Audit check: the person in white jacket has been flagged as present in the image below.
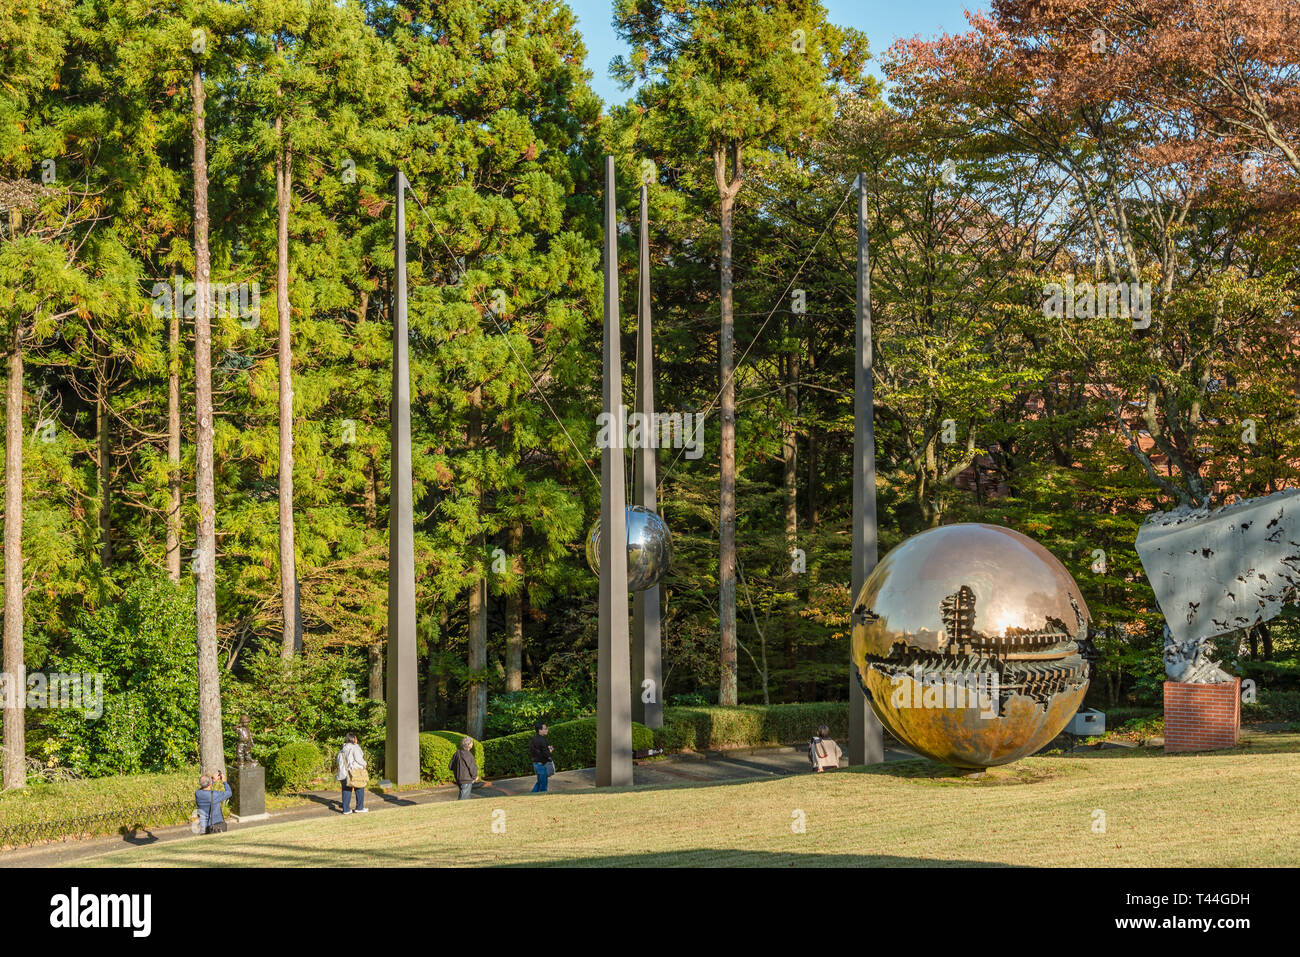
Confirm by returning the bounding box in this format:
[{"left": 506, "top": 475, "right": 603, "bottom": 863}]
[{"left": 337, "top": 733, "right": 369, "bottom": 814}]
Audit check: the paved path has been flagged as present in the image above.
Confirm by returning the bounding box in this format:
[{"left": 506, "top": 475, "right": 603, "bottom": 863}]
[{"left": 1, "top": 744, "right": 918, "bottom": 868}]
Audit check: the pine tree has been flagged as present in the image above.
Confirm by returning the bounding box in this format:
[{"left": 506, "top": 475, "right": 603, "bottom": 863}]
[{"left": 613, "top": 0, "right": 870, "bottom": 704}]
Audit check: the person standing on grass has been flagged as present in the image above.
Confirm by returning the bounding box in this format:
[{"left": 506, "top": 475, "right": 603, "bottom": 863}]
[
  {"left": 529, "top": 721, "right": 554, "bottom": 793},
  {"left": 195, "top": 769, "right": 231, "bottom": 833},
  {"left": 449, "top": 736, "right": 478, "bottom": 800},
  {"left": 337, "top": 733, "right": 369, "bottom": 814}
]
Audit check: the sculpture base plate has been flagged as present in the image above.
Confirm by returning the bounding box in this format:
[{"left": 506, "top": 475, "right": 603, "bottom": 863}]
[
  {"left": 230, "top": 764, "right": 266, "bottom": 818},
  {"left": 229, "top": 812, "right": 270, "bottom": 824},
  {"left": 1164, "top": 679, "right": 1240, "bottom": 753}
]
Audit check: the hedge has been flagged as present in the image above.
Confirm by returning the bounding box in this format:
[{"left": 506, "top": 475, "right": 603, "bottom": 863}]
[
  {"left": 1243, "top": 689, "right": 1300, "bottom": 723},
  {"left": 653, "top": 703, "right": 849, "bottom": 752},
  {"left": 0, "top": 767, "right": 198, "bottom": 848},
  {"left": 418, "top": 732, "right": 486, "bottom": 785},
  {"left": 482, "top": 717, "right": 653, "bottom": 778},
  {"left": 267, "top": 741, "right": 325, "bottom": 793}
]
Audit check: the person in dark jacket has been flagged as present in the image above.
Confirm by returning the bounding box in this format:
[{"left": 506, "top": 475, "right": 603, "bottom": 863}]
[
  {"left": 449, "top": 736, "right": 478, "bottom": 800},
  {"left": 529, "top": 722, "right": 553, "bottom": 793},
  {"left": 195, "top": 770, "right": 232, "bottom": 833}
]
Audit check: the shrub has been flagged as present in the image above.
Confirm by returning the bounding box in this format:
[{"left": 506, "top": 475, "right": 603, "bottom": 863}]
[
  {"left": 667, "top": 690, "right": 712, "bottom": 706},
  {"left": 485, "top": 689, "right": 589, "bottom": 738},
  {"left": 222, "top": 649, "right": 380, "bottom": 764},
  {"left": 652, "top": 718, "right": 696, "bottom": 752},
  {"left": 34, "top": 575, "right": 200, "bottom": 777},
  {"left": 1244, "top": 689, "right": 1300, "bottom": 722},
  {"left": 418, "top": 732, "right": 486, "bottom": 785},
  {"left": 267, "top": 741, "right": 325, "bottom": 793},
  {"left": 482, "top": 718, "right": 653, "bottom": 778},
  {"left": 658, "top": 703, "right": 849, "bottom": 751},
  {"left": 0, "top": 768, "right": 198, "bottom": 848}
]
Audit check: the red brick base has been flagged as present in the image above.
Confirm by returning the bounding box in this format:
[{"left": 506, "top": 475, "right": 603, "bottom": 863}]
[{"left": 1164, "top": 679, "right": 1240, "bottom": 753}]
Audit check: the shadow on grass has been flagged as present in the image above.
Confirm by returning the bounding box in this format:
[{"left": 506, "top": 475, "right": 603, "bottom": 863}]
[{"left": 96, "top": 839, "right": 1016, "bottom": 869}]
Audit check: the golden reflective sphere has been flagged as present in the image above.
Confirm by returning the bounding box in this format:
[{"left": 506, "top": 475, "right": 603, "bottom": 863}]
[{"left": 851, "top": 523, "right": 1091, "bottom": 768}]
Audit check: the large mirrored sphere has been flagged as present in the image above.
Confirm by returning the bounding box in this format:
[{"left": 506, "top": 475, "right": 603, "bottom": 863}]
[
  {"left": 851, "top": 523, "right": 1091, "bottom": 769},
  {"left": 585, "top": 505, "right": 672, "bottom": 591}
]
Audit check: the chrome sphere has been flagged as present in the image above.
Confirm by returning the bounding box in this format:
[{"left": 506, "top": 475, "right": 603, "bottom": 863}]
[
  {"left": 585, "top": 505, "right": 672, "bottom": 591},
  {"left": 851, "top": 523, "right": 1091, "bottom": 769}
]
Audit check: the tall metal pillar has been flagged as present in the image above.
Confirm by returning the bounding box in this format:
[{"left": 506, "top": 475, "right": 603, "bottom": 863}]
[
  {"left": 596, "top": 156, "right": 634, "bottom": 787},
  {"left": 632, "top": 182, "right": 663, "bottom": 729},
  {"left": 386, "top": 170, "right": 419, "bottom": 785},
  {"left": 849, "top": 173, "right": 885, "bottom": 766}
]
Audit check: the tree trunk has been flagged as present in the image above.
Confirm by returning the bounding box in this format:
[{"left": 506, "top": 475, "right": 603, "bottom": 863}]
[
  {"left": 716, "top": 145, "right": 740, "bottom": 707},
  {"left": 276, "top": 113, "right": 297, "bottom": 659},
  {"left": 806, "top": 344, "right": 819, "bottom": 530},
  {"left": 367, "top": 642, "right": 383, "bottom": 701},
  {"left": 505, "top": 521, "right": 524, "bottom": 692},
  {"left": 96, "top": 360, "right": 111, "bottom": 568},
  {"left": 363, "top": 455, "right": 378, "bottom": 527},
  {"left": 466, "top": 387, "right": 487, "bottom": 738},
  {"left": 192, "top": 63, "right": 225, "bottom": 778},
  {"left": 2, "top": 326, "right": 25, "bottom": 789},
  {"left": 166, "top": 305, "right": 181, "bottom": 581},
  {"left": 782, "top": 348, "right": 798, "bottom": 551}
]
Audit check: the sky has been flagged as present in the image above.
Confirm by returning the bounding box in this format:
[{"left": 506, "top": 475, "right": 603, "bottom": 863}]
[{"left": 567, "top": 0, "right": 982, "bottom": 106}]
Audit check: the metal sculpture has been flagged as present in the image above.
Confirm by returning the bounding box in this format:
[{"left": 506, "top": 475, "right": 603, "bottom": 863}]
[
  {"left": 1136, "top": 488, "right": 1300, "bottom": 683},
  {"left": 632, "top": 180, "right": 664, "bottom": 729},
  {"left": 849, "top": 171, "right": 885, "bottom": 765},
  {"left": 851, "top": 523, "right": 1091, "bottom": 768},
  {"left": 595, "top": 156, "right": 633, "bottom": 788},
  {"left": 386, "top": 171, "right": 419, "bottom": 785},
  {"left": 586, "top": 506, "right": 672, "bottom": 592}
]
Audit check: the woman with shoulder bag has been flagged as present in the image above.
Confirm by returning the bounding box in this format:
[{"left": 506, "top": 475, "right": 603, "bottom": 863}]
[
  {"left": 337, "top": 733, "right": 370, "bottom": 814},
  {"left": 809, "top": 725, "right": 844, "bottom": 773}
]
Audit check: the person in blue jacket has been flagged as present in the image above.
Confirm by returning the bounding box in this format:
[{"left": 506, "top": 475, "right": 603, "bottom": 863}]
[{"left": 195, "top": 770, "right": 232, "bottom": 834}]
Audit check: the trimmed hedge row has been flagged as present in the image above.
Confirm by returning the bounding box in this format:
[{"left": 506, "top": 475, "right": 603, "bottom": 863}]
[
  {"left": 652, "top": 703, "right": 849, "bottom": 752},
  {"left": 419, "top": 732, "right": 486, "bottom": 785},
  {"left": 482, "top": 717, "right": 653, "bottom": 778}
]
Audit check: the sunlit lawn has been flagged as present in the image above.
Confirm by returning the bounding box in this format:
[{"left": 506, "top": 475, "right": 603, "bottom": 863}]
[{"left": 85, "top": 733, "right": 1300, "bottom": 868}]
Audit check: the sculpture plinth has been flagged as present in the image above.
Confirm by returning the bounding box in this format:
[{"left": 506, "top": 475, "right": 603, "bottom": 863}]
[
  {"left": 230, "top": 764, "right": 267, "bottom": 820},
  {"left": 1164, "top": 679, "right": 1240, "bottom": 753}
]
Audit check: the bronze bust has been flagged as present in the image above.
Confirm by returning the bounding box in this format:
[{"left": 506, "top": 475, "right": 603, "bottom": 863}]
[{"left": 235, "top": 714, "right": 258, "bottom": 767}]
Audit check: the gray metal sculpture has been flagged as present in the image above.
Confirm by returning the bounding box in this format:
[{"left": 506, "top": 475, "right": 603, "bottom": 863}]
[
  {"left": 386, "top": 171, "right": 419, "bottom": 784},
  {"left": 595, "top": 156, "right": 633, "bottom": 788},
  {"left": 586, "top": 506, "right": 672, "bottom": 592},
  {"left": 1136, "top": 488, "right": 1300, "bottom": 684}
]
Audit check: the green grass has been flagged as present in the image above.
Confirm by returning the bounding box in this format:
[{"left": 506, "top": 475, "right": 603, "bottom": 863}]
[
  {"left": 81, "top": 732, "right": 1300, "bottom": 868},
  {"left": 0, "top": 766, "right": 338, "bottom": 848}
]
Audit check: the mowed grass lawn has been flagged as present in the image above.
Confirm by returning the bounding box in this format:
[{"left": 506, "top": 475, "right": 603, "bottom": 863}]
[{"left": 88, "top": 733, "right": 1300, "bottom": 868}]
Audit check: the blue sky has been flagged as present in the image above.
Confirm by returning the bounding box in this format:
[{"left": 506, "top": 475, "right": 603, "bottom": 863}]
[{"left": 567, "top": 0, "right": 982, "bottom": 106}]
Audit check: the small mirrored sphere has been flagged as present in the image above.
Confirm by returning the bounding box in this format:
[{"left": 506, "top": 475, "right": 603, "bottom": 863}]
[
  {"left": 586, "top": 506, "right": 672, "bottom": 591},
  {"left": 851, "top": 523, "right": 1091, "bottom": 769}
]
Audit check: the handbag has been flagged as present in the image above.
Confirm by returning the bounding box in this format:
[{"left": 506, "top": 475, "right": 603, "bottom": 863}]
[
  {"left": 544, "top": 760, "right": 556, "bottom": 777},
  {"left": 346, "top": 748, "right": 369, "bottom": 789},
  {"left": 813, "top": 739, "right": 839, "bottom": 771}
]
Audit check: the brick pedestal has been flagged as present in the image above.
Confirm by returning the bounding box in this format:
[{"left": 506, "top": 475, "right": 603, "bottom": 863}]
[{"left": 1164, "top": 679, "right": 1240, "bottom": 753}]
